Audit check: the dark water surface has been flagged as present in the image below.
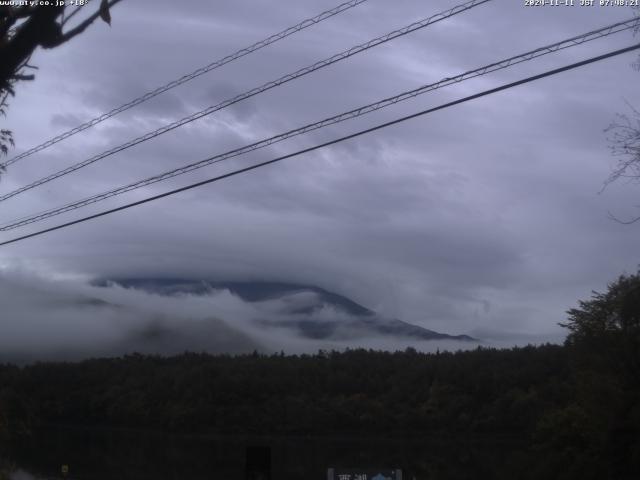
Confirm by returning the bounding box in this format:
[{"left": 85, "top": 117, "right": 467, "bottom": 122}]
[{"left": 1, "top": 427, "right": 530, "bottom": 480}]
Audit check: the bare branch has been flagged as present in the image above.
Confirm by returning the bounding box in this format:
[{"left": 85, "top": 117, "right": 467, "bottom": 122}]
[
  {"left": 9, "top": 73, "right": 34, "bottom": 81},
  {"left": 12, "top": 6, "right": 38, "bottom": 19},
  {"left": 50, "top": 0, "right": 123, "bottom": 48},
  {"left": 607, "top": 209, "right": 640, "bottom": 225},
  {"left": 0, "top": 6, "right": 38, "bottom": 21},
  {"left": 603, "top": 103, "right": 640, "bottom": 190},
  {"left": 60, "top": 5, "right": 84, "bottom": 27}
]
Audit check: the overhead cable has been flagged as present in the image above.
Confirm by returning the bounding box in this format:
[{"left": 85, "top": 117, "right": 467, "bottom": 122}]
[
  {"left": 1, "top": 42, "right": 638, "bottom": 247},
  {"left": 1, "top": 17, "right": 636, "bottom": 230},
  {"left": 0, "top": 0, "right": 371, "bottom": 168},
  {"left": 0, "top": 0, "right": 492, "bottom": 201}
]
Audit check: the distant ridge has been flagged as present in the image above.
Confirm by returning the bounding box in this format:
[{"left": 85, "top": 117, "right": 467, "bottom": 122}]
[
  {"left": 93, "top": 278, "right": 373, "bottom": 316},
  {"left": 93, "top": 278, "right": 477, "bottom": 342}
]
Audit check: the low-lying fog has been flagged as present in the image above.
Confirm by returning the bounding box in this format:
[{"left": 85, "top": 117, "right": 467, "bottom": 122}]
[{"left": 0, "top": 268, "right": 548, "bottom": 364}]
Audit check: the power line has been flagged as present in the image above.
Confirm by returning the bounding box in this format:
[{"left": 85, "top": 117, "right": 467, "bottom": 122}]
[
  {"left": 1, "top": 17, "right": 636, "bottom": 231},
  {"left": 1, "top": 43, "right": 638, "bottom": 248},
  {"left": 0, "top": 0, "right": 371, "bottom": 169},
  {"left": 0, "top": 0, "right": 492, "bottom": 202}
]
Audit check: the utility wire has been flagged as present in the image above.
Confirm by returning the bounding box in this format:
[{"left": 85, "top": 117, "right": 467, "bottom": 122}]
[
  {"left": 0, "top": 17, "right": 636, "bottom": 231},
  {"left": 1, "top": 43, "right": 638, "bottom": 248},
  {"left": 0, "top": 0, "right": 371, "bottom": 168},
  {"left": 0, "top": 0, "right": 492, "bottom": 202}
]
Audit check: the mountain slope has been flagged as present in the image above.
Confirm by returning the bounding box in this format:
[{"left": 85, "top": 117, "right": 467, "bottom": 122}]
[{"left": 94, "top": 278, "right": 476, "bottom": 342}]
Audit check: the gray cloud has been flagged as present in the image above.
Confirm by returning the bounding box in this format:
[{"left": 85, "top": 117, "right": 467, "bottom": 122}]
[
  {"left": 0, "top": 269, "right": 485, "bottom": 363},
  {"left": 1, "top": 0, "right": 639, "bottom": 359}
]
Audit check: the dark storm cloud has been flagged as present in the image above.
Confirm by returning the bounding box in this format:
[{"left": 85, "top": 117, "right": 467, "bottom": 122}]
[{"left": 1, "top": 0, "right": 639, "bottom": 357}]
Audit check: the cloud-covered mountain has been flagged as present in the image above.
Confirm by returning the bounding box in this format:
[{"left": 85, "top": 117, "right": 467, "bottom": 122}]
[
  {"left": 0, "top": 273, "right": 262, "bottom": 363},
  {"left": 93, "top": 278, "right": 477, "bottom": 342},
  {"left": 0, "top": 0, "right": 628, "bottom": 361},
  {"left": 0, "top": 271, "right": 478, "bottom": 364}
]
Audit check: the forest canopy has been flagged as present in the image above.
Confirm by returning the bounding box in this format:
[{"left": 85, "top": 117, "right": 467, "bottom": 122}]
[{"left": 0, "top": 272, "right": 639, "bottom": 479}]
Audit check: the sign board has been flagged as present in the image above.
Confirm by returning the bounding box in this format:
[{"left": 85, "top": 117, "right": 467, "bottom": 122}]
[{"left": 327, "top": 468, "right": 402, "bottom": 480}]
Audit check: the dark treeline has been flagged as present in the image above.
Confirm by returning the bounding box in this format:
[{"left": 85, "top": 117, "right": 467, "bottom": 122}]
[
  {"left": 0, "top": 345, "right": 570, "bottom": 436},
  {"left": 1, "top": 272, "right": 639, "bottom": 479}
]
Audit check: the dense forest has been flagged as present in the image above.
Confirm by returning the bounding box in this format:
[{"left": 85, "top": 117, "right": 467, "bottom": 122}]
[{"left": 0, "top": 272, "right": 639, "bottom": 479}]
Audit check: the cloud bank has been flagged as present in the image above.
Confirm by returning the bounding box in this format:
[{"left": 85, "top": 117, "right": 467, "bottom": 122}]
[{"left": 0, "top": 0, "right": 638, "bottom": 358}]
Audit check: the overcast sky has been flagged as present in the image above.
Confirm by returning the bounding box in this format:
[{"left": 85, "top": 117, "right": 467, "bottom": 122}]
[{"left": 0, "top": 0, "right": 639, "bottom": 351}]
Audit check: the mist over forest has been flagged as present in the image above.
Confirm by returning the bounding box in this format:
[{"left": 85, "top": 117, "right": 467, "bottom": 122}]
[{"left": 1, "top": 0, "right": 640, "bottom": 478}]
